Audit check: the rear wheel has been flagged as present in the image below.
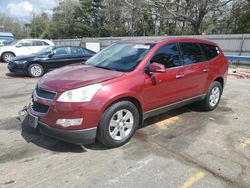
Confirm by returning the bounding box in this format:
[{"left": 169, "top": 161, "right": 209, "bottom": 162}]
[
  {"left": 2, "top": 52, "right": 15, "bottom": 62},
  {"left": 97, "top": 101, "right": 139, "bottom": 148},
  {"left": 28, "top": 64, "right": 44, "bottom": 77},
  {"left": 198, "top": 81, "right": 222, "bottom": 111}
]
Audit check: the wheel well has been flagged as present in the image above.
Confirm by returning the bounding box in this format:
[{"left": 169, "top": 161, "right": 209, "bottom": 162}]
[
  {"left": 106, "top": 97, "right": 143, "bottom": 127},
  {"left": 1, "top": 51, "right": 15, "bottom": 60},
  {"left": 214, "top": 77, "right": 224, "bottom": 89},
  {"left": 2, "top": 51, "right": 16, "bottom": 56}
]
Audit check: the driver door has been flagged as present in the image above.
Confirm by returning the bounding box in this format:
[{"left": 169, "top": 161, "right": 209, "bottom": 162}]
[
  {"left": 143, "top": 43, "right": 185, "bottom": 111},
  {"left": 43, "top": 47, "right": 71, "bottom": 69}
]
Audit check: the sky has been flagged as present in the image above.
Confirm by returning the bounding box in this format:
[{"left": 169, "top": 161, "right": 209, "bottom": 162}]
[{"left": 0, "top": 0, "right": 59, "bottom": 22}]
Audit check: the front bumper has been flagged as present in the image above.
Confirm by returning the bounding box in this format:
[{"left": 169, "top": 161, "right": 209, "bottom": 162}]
[
  {"left": 8, "top": 62, "right": 27, "bottom": 74},
  {"left": 20, "top": 105, "right": 98, "bottom": 145},
  {"left": 38, "top": 121, "right": 97, "bottom": 145}
]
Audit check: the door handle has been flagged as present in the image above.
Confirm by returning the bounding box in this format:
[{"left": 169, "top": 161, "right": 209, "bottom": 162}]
[
  {"left": 176, "top": 74, "right": 185, "bottom": 78},
  {"left": 203, "top": 68, "right": 209, "bottom": 72}
]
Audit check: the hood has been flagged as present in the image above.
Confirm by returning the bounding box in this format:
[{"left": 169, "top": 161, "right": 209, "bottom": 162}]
[{"left": 38, "top": 65, "right": 124, "bottom": 93}]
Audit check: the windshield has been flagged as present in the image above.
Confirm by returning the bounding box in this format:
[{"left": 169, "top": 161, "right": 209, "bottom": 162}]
[
  {"left": 8, "top": 40, "right": 18, "bottom": 46},
  {"left": 85, "top": 43, "right": 154, "bottom": 72},
  {"left": 37, "top": 46, "right": 54, "bottom": 55}
]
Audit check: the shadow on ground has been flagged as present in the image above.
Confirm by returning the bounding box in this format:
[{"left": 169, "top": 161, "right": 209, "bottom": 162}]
[{"left": 21, "top": 121, "right": 86, "bottom": 153}]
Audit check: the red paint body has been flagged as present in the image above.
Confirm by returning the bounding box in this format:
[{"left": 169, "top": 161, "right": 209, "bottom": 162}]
[{"left": 33, "top": 38, "right": 228, "bottom": 133}]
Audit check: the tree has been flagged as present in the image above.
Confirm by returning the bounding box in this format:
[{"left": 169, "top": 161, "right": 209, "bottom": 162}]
[
  {"left": 236, "top": 1, "right": 250, "bottom": 33},
  {"left": 74, "top": 0, "right": 107, "bottom": 37},
  {"left": 0, "top": 14, "right": 26, "bottom": 38},
  {"left": 49, "top": 0, "right": 79, "bottom": 39},
  {"left": 151, "top": 0, "right": 234, "bottom": 34},
  {"left": 30, "top": 13, "right": 50, "bottom": 38}
]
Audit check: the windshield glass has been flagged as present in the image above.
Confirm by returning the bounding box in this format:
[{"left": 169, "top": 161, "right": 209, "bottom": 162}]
[
  {"left": 85, "top": 43, "right": 154, "bottom": 72},
  {"left": 37, "top": 46, "right": 54, "bottom": 55},
  {"left": 8, "top": 40, "right": 18, "bottom": 46}
]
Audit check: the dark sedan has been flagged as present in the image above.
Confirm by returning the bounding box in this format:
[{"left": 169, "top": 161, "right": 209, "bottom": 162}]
[{"left": 8, "top": 46, "right": 96, "bottom": 77}]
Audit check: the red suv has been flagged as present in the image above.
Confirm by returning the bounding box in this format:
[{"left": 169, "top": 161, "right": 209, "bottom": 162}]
[{"left": 20, "top": 38, "right": 228, "bottom": 148}]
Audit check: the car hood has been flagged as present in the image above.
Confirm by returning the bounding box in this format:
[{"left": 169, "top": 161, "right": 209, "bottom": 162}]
[{"left": 38, "top": 65, "right": 124, "bottom": 93}]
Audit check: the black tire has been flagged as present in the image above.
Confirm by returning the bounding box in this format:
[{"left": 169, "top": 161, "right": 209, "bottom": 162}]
[
  {"left": 97, "top": 101, "right": 139, "bottom": 148},
  {"left": 28, "top": 64, "right": 44, "bottom": 77},
  {"left": 198, "top": 81, "right": 222, "bottom": 111},
  {"left": 2, "top": 52, "right": 15, "bottom": 62}
]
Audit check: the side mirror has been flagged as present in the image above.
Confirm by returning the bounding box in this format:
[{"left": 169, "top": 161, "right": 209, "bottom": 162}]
[
  {"left": 48, "top": 51, "right": 55, "bottom": 58},
  {"left": 148, "top": 62, "right": 166, "bottom": 73},
  {"left": 16, "top": 44, "right": 21, "bottom": 47}
]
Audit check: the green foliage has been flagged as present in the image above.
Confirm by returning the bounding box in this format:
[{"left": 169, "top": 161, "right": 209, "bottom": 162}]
[
  {"left": 236, "top": 4, "right": 250, "bottom": 33},
  {"left": 30, "top": 13, "right": 50, "bottom": 38}
]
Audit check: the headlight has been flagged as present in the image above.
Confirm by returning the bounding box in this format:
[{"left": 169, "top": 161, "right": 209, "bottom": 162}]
[
  {"left": 15, "top": 60, "right": 27, "bottom": 64},
  {"left": 57, "top": 83, "right": 102, "bottom": 102}
]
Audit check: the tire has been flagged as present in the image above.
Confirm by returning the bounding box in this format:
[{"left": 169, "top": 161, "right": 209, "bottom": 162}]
[
  {"left": 198, "top": 81, "right": 222, "bottom": 111},
  {"left": 97, "top": 101, "right": 139, "bottom": 148},
  {"left": 2, "top": 52, "right": 15, "bottom": 62},
  {"left": 28, "top": 64, "right": 44, "bottom": 77}
]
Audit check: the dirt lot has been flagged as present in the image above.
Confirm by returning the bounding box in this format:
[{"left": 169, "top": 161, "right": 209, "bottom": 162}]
[{"left": 0, "top": 63, "right": 250, "bottom": 188}]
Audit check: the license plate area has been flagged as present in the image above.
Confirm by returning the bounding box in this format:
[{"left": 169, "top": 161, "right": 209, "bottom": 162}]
[
  {"left": 18, "top": 106, "right": 38, "bottom": 128},
  {"left": 27, "top": 112, "right": 38, "bottom": 128}
]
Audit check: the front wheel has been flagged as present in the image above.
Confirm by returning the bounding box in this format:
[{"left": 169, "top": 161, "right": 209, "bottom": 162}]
[
  {"left": 97, "top": 101, "right": 139, "bottom": 148},
  {"left": 28, "top": 64, "right": 44, "bottom": 77},
  {"left": 198, "top": 81, "right": 222, "bottom": 111}
]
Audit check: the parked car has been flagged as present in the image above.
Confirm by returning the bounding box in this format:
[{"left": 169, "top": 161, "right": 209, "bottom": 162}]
[
  {"left": 8, "top": 46, "right": 96, "bottom": 77},
  {"left": 0, "top": 39, "right": 54, "bottom": 62},
  {"left": 19, "top": 37, "right": 228, "bottom": 148},
  {"left": 0, "top": 39, "right": 15, "bottom": 47}
]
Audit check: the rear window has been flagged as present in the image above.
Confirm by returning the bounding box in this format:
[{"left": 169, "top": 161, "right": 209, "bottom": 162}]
[
  {"left": 32, "top": 41, "right": 43, "bottom": 46},
  {"left": 42, "top": 41, "right": 50, "bottom": 46},
  {"left": 180, "top": 42, "right": 207, "bottom": 65},
  {"left": 200, "top": 43, "right": 220, "bottom": 61}
]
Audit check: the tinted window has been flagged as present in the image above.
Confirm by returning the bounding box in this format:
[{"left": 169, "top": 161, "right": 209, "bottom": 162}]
[
  {"left": 18, "top": 40, "right": 32, "bottom": 47},
  {"left": 200, "top": 43, "right": 220, "bottom": 60},
  {"left": 83, "top": 49, "right": 95, "bottom": 56},
  {"left": 151, "top": 43, "right": 182, "bottom": 68},
  {"left": 32, "top": 41, "right": 43, "bottom": 46},
  {"left": 180, "top": 42, "right": 206, "bottom": 65},
  {"left": 42, "top": 41, "right": 49, "bottom": 46},
  {"left": 71, "top": 47, "right": 84, "bottom": 56},
  {"left": 54, "top": 47, "right": 70, "bottom": 55}
]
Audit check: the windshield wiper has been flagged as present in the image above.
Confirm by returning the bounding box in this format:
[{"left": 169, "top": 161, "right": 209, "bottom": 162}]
[{"left": 94, "top": 65, "right": 117, "bottom": 71}]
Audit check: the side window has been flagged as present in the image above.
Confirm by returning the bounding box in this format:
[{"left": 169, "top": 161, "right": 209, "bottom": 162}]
[
  {"left": 54, "top": 47, "right": 70, "bottom": 56},
  {"left": 151, "top": 43, "right": 182, "bottom": 69},
  {"left": 180, "top": 42, "right": 206, "bottom": 65},
  {"left": 200, "top": 43, "right": 220, "bottom": 61},
  {"left": 18, "top": 40, "right": 32, "bottom": 47},
  {"left": 83, "top": 49, "right": 94, "bottom": 56},
  {"left": 42, "top": 41, "right": 49, "bottom": 46},
  {"left": 32, "top": 41, "right": 43, "bottom": 46},
  {"left": 71, "top": 47, "right": 84, "bottom": 56}
]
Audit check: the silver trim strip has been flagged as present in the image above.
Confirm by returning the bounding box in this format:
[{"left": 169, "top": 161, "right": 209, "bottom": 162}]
[{"left": 143, "top": 94, "right": 206, "bottom": 120}]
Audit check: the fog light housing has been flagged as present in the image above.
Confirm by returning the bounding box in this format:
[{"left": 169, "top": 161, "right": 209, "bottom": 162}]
[{"left": 56, "top": 118, "right": 83, "bottom": 127}]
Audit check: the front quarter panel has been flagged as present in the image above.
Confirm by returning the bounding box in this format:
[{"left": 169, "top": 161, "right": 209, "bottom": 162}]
[{"left": 96, "top": 74, "right": 145, "bottom": 114}]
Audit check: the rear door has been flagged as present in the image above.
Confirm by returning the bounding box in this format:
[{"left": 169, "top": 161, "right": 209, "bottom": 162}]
[
  {"left": 178, "top": 42, "right": 209, "bottom": 99},
  {"left": 70, "top": 47, "right": 90, "bottom": 64}
]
